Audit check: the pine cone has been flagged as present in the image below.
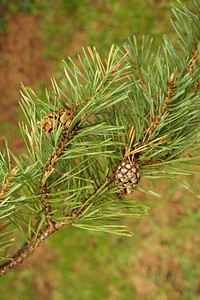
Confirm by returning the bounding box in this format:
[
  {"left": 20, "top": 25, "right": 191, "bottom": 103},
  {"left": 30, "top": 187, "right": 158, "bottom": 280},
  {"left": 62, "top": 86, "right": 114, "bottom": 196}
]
[
  {"left": 37, "top": 109, "right": 74, "bottom": 134},
  {"left": 114, "top": 158, "right": 140, "bottom": 197}
]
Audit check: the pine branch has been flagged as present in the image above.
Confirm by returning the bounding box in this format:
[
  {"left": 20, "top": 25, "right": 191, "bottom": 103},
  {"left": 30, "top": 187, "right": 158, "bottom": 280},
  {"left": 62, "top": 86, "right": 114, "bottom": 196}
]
[
  {"left": 120, "top": 2, "right": 200, "bottom": 168},
  {"left": 0, "top": 1, "right": 199, "bottom": 276}
]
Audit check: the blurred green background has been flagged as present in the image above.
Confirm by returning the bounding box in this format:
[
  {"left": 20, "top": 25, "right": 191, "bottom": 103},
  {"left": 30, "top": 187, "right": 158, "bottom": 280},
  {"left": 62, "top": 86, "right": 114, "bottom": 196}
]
[{"left": 0, "top": 1, "right": 200, "bottom": 299}]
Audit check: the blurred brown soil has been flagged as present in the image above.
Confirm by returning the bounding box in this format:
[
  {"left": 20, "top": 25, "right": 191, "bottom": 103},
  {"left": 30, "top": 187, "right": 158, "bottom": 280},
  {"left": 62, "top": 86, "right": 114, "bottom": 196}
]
[{"left": 0, "top": 13, "right": 52, "bottom": 152}]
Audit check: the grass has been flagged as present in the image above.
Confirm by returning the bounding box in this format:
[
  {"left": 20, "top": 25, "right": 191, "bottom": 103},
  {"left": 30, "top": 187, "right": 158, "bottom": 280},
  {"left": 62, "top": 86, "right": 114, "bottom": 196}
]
[
  {"left": 40, "top": 0, "right": 187, "bottom": 63},
  {"left": 0, "top": 0, "right": 199, "bottom": 299}
]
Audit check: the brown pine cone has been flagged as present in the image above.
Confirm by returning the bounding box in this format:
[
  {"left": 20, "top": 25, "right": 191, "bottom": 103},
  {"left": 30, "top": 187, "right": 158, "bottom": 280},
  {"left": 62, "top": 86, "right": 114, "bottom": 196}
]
[{"left": 114, "top": 158, "right": 140, "bottom": 197}]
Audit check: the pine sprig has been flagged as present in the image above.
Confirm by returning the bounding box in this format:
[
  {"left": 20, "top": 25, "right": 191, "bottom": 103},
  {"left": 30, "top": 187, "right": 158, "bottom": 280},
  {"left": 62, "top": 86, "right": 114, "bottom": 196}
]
[
  {"left": 0, "top": 1, "right": 199, "bottom": 276},
  {"left": 117, "top": 2, "right": 200, "bottom": 170}
]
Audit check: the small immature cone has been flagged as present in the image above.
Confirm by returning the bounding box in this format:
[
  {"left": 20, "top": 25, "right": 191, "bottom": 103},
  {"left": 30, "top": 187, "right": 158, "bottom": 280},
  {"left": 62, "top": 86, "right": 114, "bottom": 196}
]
[
  {"left": 37, "top": 109, "right": 74, "bottom": 134},
  {"left": 114, "top": 158, "right": 140, "bottom": 197}
]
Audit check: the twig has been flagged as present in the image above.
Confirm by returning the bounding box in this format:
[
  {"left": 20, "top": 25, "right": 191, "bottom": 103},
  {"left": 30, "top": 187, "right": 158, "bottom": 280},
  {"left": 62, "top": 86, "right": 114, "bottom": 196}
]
[
  {"left": 178, "top": 41, "right": 199, "bottom": 92},
  {"left": 0, "top": 167, "right": 18, "bottom": 202},
  {"left": 39, "top": 126, "right": 80, "bottom": 226},
  {"left": 188, "top": 44, "right": 198, "bottom": 74},
  {"left": 142, "top": 73, "right": 175, "bottom": 143},
  {"left": 0, "top": 222, "right": 66, "bottom": 276},
  {"left": 189, "top": 42, "right": 199, "bottom": 93}
]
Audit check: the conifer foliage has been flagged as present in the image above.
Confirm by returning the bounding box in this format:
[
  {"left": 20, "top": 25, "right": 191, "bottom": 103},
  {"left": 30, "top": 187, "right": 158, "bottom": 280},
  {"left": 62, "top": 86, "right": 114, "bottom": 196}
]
[{"left": 0, "top": 1, "right": 199, "bottom": 275}]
